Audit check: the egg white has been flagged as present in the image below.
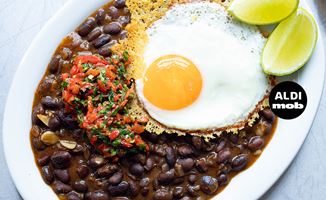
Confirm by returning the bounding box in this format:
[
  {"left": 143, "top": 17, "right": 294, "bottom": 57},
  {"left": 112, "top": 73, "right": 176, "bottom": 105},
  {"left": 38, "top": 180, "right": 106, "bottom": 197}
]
[{"left": 135, "top": 2, "right": 270, "bottom": 131}]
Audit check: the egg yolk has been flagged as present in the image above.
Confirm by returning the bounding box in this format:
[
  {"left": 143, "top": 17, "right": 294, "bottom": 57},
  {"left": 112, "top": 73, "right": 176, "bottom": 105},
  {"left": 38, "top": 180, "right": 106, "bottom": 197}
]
[{"left": 143, "top": 55, "right": 202, "bottom": 110}]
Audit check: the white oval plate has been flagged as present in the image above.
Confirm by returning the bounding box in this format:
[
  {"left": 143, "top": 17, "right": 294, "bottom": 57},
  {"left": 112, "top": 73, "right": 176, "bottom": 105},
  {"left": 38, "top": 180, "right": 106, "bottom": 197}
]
[{"left": 3, "top": 1, "right": 325, "bottom": 200}]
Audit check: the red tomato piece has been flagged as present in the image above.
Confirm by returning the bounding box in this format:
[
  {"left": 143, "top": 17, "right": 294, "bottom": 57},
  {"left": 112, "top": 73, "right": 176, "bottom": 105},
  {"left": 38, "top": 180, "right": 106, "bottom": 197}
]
[
  {"left": 109, "top": 130, "right": 120, "bottom": 140},
  {"left": 132, "top": 123, "right": 145, "bottom": 134}
]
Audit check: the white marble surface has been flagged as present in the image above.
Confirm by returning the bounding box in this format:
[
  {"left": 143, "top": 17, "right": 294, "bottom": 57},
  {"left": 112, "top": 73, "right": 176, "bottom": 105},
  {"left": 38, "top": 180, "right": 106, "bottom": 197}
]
[{"left": 0, "top": 0, "right": 325, "bottom": 200}]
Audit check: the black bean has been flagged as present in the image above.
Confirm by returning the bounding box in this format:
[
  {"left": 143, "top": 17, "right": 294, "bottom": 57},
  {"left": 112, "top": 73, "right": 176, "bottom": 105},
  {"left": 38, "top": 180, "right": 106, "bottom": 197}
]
[
  {"left": 32, "top": 104, "right": 45, "bottom": 125},
  {"left": 173, "top": 187, "right": 184, "bottom": 199},
  {"left": 130, "top": 163, "right": 144, "bottom": 177},
  {"left": 119, "top": 30, "right": 128, "bottom": 40},
  {"left": 58, "top": 113, "right": 78, "bottom": 129},
  {"left": 217, "top": 149, "right": 232, "bottom": 163},
  {"left": 88, "top": 156, "right": 105, "bottom": 169},
  {"left": 41, "top": 96, "right": 61, "bottom": 109},
  {"left": 178, "top": 145, "right": 193, "bottom": 157},
  {"left": 32, "top": 137, "right": 46, "bottom": 150},
  {"left": 78, "top": 18, "right": 96, "bottom": 37},
  {"left": 158, "top": 169, "right": 175, "bottom": 184},
  {"left": 174, "top": 163, "right": 185, "bottom": 177},
  {"left": 49, "top": 56, "right": 61, "bottom": 74},
  {"left": 141, "top": 187, "right": 149, "bottom": 196},
  {"left": 71, "top": 38, "right": 83, "bottom": 50},
  {"left": 87, "top": 28, "right": 102, "bottom": 42},
  {"left": 159, "top": 135, "right": 169, "bottom": 144},
  {"left": 187, "top": 185, "right": 200, "bottom": 197},
  {"left": 38, "top": 155, "right": 50, "bottom": 166},
  {"left": 92, "top": 35, "right": 112, "bottom": 48},
  {"left": 86, "top": 190, "right": 109, "bottom": 200},
  {"left": 152, "top": 179, "right": 159, "bottom": 191},
  {"left": 173, "top": 177, "right": 185, "bottom": 185},
  {"left": 206, "top": 152, "right": 218, "bottom": 166},
  {"left": 248, "top": 136, "right": 264, "bottom": 151},
  {"left": 72, "top": 129, "right": 84, "bottom": 140},
  {"left": 57, "top": 129, "right": 67, "bottom": 138},
  {"left": 178, "top": 158, "right": 194, "bottom": 172},
  {"left": 139, "top": 177, "right": 150, "bottom": 187},
  {"left": 98, "top": 40, "right": 117, "bottom": 57},
  {"left": 30, "top": 125, "right": 41, "bottom": 137},
  {"left": 144, "top": 132, "right": 159, "bottom": 143},
  {"left": 217, "top": 174, "right": 228, "bottom": 186},
  {"left": 128, "top": 180, "right": 140, "bottom": 196},
  {"left": 72, "top": 144, "right": 84, "bottom": 155},
  {"left": 38, "top": 75, "right": 56, "bottom": 96},
  {"left": 53, "top": 181, "right": 72, "bottom": 194},
  {"left": 117, "top": 16, "right": 130, "bottom": 26},
  {"left": 259, "top": 109, "right": 275, "bottom": 123},
  {"left": 216, "top": 139, "right": 226, "bottom": 152},
  {"left": 195, "top": 158, "right": 208, "bottom": 173},
  {"left": 188, "top": 174, "right": 197, "bottom": 184},
  {"left": 112, "top": 197, "right": 129, "bottom": 200},
  {"left": 108, "top": 181, "right": 129, "bottom": 196},
  {"left": 108, "top": 172, "right": 123, "bottom": 185},
  {"left": 200, "top": 176, "right": 219, "bottom": 195},
  {"left": 154, "top": 145, "right": 167, "bottom": 157},
  {"left": 114, "top": 0, "right": 126, "bottom": 9},
  {"left": 97, "top": 164, "right": 119, "bottom": 177},
  {"left": 77, "top": 165, "right": 89, "bottom": 178},
  {"left": 48, "top": 116, "right": 61, "bottom": 131},
  {"left": 54, "top": 169, "right": 70, "bottom": 183},
  {"left": 123, "top": 7, "right": 130, "bottom": 15},
  {"left": 96, "top": 9, "right": 106, "bottom": 24},
  {"left": 161, "top": 163, "right": 169, "bottom": 173},
  {"left": 156, "top": 157, "right": 166, "bottom": 166},
  {"left": 103, "top": 22, "right": 122, "bottom": 35},
  {"left": 231, "top": 154, "right": 249, "bottom": 171},
  {"left": 83, "top": 147, "right": 91, "bottom": 160},
  {"left": 108, "top": 6, "right": 119, "bottom": 19},
  {"left": 192, "top": 137, "right": 203, "bottom": 150},
  {"left": 41, "top": 166, "right": 54, "bottom": 184},
  {"left": 153, "top": 188, "right": 173, "bottom": 200},
  {"left": 72, "top": 180, "right": 88, "bottom": 192},
  {"left": 228, "top": 134, "right": 239, "bottom": 144},
  {"left": 132, "top": 154, "right": 146, "bottom": 165},
  {"left": 67, "top": 191, "right": 82, "bottom": 200},
  {"left": 180, "top": 197, "right": 192, "bottom": 200},
  {"left": 201, "top": 142, "right": 215, "bottom": 152},
  {"left": 144, "top": 156, "right": 155, "bottom": 171},
  {"left": 60, "top": 47, "right": 72, "bottom": 60},
  {"left": 254, "top": 120, "right": 272, "bottom": 136},
  {"left": 51, "top": 151, "right": 71, "bottom": 169},
  {"left": 166, "top": 146, "right": 176, "bottom": 167}
]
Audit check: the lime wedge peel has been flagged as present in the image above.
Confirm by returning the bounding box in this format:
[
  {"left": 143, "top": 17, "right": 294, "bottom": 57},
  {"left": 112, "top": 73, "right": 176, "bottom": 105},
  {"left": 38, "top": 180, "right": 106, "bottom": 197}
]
[
  {"left": 262, "top": 8, "right": 318, "bottom": 76},
  {"left": 228, "top": 0, "right": 299, "bottom": 25}
]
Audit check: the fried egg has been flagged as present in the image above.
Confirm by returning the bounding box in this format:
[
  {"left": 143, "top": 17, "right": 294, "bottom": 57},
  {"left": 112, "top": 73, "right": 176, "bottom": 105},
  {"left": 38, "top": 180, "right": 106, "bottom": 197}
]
[{"left": 134, "top": 2, "right": 271, "bottom": 131}]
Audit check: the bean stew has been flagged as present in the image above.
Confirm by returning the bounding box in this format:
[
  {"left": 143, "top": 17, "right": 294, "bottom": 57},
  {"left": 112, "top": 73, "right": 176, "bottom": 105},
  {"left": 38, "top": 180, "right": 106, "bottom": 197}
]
[{"left": 30, "top": 1, "right": 277, "bottom": 200}]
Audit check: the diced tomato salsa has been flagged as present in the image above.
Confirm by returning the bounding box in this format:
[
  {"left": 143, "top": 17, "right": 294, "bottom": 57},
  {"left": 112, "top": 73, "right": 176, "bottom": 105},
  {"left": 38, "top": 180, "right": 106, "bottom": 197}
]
[{"left": 61, "top": 53, "right": 148, "bottom": 158}]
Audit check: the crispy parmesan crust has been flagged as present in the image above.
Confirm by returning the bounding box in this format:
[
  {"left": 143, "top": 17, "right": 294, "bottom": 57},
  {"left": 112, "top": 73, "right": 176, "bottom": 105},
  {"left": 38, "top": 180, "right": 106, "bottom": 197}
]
[{"left": 113, "top": 0, "right": 274, "bottom": 139}]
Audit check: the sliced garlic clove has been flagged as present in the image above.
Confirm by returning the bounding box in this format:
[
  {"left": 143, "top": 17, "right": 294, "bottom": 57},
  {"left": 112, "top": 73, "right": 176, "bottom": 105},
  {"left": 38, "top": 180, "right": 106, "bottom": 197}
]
[
  {"left": 59, "top": 140, "right": 77, "bottom": 150},
  {"left": 37, "top": 114, "right": 50, "bottom": 126},
  {"left": 41, "top": 131, "right": 59, "bottom": 145}
]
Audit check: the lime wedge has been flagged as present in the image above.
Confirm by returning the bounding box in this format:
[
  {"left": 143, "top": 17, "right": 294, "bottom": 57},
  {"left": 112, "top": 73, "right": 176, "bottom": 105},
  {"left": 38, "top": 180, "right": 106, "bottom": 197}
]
[
  {"left": 228, "top": 0, "right": 299, "bottom": 25},
  {"left": 262, "top": 8, "right": 318, "bottom": 76}
]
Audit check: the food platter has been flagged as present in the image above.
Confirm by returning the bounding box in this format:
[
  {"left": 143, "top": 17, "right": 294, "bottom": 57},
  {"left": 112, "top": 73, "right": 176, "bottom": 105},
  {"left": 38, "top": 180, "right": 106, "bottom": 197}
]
[{"left": 3, "top": 0, "right": 325, "bottom": 200}]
